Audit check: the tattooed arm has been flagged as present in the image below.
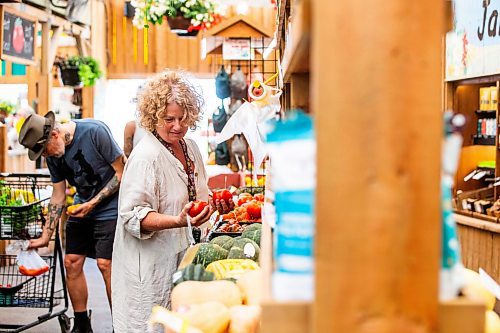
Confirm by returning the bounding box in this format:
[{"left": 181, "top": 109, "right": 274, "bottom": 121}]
[
  {"left": 123, "top": 121, "right": 136, "bottom": 158},
  {"left": 29, "top": 181, "right": 66, "bottom": 249},
  {"left": 69, "top": 154, "right": 127, "bottom": 218}
]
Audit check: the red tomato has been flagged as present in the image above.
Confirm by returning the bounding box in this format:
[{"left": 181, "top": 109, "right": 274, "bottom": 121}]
[
  {"left": 188, "top": 200, "right": 209, "bottom": 217},
  {"left": 12, "top": 20, "right": 25, "bottom": 54},
  {"left": 243, "top": 200, "right": 262, "bottom": 219},
  {"left": 254, "top": 193, "right": 264, "bottom": 202},
  {"left": 212, "top": 189, "right": 232, "bottom": 203},
  {"left": 237, "top": 193, "right": 253, "bottom": 206}
]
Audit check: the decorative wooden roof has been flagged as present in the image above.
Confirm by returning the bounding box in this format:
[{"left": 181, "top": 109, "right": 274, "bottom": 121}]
[{"left": 204, "top": 15, "right": 272, "bottom": 38}]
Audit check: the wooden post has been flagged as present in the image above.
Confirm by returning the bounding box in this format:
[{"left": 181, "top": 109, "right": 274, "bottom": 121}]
[
  {"left": 38, "top": 21, "right": 52, "bottom": 115},
  {"left": 81, "top": 87, "right": 94, "bottom": 119},
  {"left": 312, "top": 2, "right": 444, "bottom": 333},
  {"left": 0, "top": 125, "right": 7, "bottom": 172}
]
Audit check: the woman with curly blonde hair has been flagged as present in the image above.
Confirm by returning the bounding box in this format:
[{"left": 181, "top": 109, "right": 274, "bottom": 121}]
[{"left": 111, "top": 70, "right": 227, "bottom": 332}]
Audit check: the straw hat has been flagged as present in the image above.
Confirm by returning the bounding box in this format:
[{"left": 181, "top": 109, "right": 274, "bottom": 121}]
[{"left": 18, "top": 111, "right": 55, "bottom": 160}]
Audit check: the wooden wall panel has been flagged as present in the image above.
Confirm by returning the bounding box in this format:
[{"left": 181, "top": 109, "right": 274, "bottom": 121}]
[
  {"left": 457, "top": 223, "right": 498, "bottom": 282},
  {"left": 107, "top": 1, "right": 277, "bottom": 77}
]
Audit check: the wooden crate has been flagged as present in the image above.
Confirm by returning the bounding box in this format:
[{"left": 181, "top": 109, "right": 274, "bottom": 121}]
[
  {"left": 454, "top": 213, "right": 500, "bottom": 313},
  {"left": 454, "top": 186, "right": 494, "bottom": 214}
]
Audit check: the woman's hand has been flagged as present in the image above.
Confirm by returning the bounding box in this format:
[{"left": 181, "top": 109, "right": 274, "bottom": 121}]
[
  {"left": 179, "top": 202, "right": 214, "bottom": 227},
  {"left": 209, "top": 197, "right": 235, "bottom": 214}
]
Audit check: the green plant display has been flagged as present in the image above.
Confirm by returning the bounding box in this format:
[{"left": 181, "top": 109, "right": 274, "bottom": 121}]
[
  {"left": 0, "top": 100, "right": 15, "bottom": 115},
  {"left": 57, "top": 56, "right": 103, "bottom": 87}
]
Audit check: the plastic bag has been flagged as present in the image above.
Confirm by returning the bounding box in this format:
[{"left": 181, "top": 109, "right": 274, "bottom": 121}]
[
  {"left": 215, "top": 66, "right": 231, "bottom": 99},
  {"left": 231, "top": 68, "right": 247, "bottom": 99},
  {"left": 17, "top": 250, "right": 49, "bottom": 276},
  {"left": 212, "top": 105, "right": 228, "bottom": 133}
]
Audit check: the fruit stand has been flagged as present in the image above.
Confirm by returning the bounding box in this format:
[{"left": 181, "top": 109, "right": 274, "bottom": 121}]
[{"left": 148, "top": 1, "right": 494, "bottom": 333}]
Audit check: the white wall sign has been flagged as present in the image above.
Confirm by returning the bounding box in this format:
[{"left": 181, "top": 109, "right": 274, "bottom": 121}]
[
  {"left": 222, "top": 38, "right": 251, "bottom": 60},
  {"left": 446, "top": 0, "right": 500, "bottom": 81}
]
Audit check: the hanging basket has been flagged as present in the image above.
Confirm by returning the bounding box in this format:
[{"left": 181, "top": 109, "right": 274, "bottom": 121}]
[
  {"left": 167, "top": 16, "right": 200, "bottom": 37},
  {"left": 58, "top": 66, "right": 82, "bottom": 87}
]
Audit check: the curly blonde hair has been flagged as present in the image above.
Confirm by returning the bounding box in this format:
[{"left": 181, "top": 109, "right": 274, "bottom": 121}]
[{"left": 137, "top": 70, "right": 204, "bottom": 132}]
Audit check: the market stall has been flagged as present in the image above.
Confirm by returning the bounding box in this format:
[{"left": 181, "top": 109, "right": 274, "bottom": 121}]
[
  {"left": 445, "top": 0, "right": 500, "bottom": 315},
  {"left": 148, "top": 1, "right": 491, "bottom": 333}
]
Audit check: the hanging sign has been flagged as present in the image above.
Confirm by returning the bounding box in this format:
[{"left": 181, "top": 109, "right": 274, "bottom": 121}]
[
  {"left": 446, "top": 0, "right": 500, "bottom": 81},
  {"left": 1, "top": 7, "right": 36, "bottom": 65},
  {"left": 222, "top": 38, "right": 251, "bottom": 60}
]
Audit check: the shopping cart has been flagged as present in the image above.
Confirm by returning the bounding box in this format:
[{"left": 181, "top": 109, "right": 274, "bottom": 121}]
[{"left": 0, "top": 173, "right": 70, "bottom": 332}]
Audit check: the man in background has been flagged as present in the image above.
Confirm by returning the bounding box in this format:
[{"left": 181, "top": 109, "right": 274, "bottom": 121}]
[{"left": 19, "top": 111, "right": 125, "bottom": 333}]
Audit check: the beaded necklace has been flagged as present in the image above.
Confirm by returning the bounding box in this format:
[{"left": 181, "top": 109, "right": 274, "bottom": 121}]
[{"left": 153, "top": 131, "right": 197, "bottom": 201}]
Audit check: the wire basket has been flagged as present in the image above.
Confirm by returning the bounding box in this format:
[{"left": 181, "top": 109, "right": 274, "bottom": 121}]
[
  {"left": 0, "top": 175, "right": 52, "bottom": 240},
  {"left": 0, "top": 255, "right": 59, "bottom": 308}
]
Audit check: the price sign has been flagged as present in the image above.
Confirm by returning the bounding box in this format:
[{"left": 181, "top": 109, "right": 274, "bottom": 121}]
[
  {"left": 1, "top": 7, "right": 37, "bottom": 65},
  {"left": 222, "top": 38, "right": 251, "bottom": 60}
]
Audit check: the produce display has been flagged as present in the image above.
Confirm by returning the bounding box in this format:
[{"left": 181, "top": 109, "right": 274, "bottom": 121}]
[
  {"left": 193, "top": 243, "right": 229, "bottom": 268},
  {"left": 212, "top": 189, "right": 233, "bottom": 205},
  {"left": 177, "top": 301, "right": 230, "bottom": 333},
  {"left": 151, "top": 187, "right": 266, "bottom": 333},
  {"left": 161, "top": 268, "right": 262, "bottom": 333},
  {"left": 214, "top": 221, "right": 257, "bottom": 234},
  {"left": 194, "top": 230, "right": 262, "bottom": 267},
  {"left": 171, "top": 280, "right": 243, "bottom": 310},
  {"left": 0, "top": 183, "right": 41, "bottom": 238},
  {"left": 227, "top": 238, "right": 260, "bottom": 261},
  {"left": 173, "top": 263, "right": 215, "bottom": 286},
  {"left": 205, "top": 259, "right": 259, "bottom": 280}
]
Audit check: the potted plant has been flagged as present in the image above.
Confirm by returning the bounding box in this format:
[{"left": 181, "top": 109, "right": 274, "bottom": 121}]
[
  {"left": 131, "top": 0, "right": 221, "bottom": 37},
  {"left": 56, "top": 56, "right": 103, "bottom": 87},
  {"left": 0, "top": 100, "right": 15, "bottom": 124}
]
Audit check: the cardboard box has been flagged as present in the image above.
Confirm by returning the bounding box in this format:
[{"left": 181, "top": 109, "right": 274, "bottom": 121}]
[
  {"left": 480, "top": 87, "right": 491, "bottom": 110},
  {"left": 489, "top": 86, "right": 498, "bottom": 111}
]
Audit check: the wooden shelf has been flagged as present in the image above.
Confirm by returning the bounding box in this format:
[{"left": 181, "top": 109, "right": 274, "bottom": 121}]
[
  {"left": 260, "top": 298, "right": 485, "bottom": 333},
  {"left": 281, "top": 0, "right": 310, "bottom": 82},
  {"left": 454, "top": 212, "right": 500, "bottom": 233},
  {"left": 472, "top": 135, "right": 495, "bottom": 146},
  {"left": 475, "top": 110, "right": 497, "bottom": 118}
]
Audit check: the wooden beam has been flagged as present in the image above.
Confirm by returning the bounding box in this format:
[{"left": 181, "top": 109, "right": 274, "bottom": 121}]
[
  {"left": 75, "top": 34, "right": 88, "bottom": 57},
  {"left": 41, "top": 22, "right": 50, "bottom": 75},
  {"left": 0, "top": 125, "right": 6, "bottom": 173},
  {"left": 312, "top": 1, "right": 444, "bottom": 333},
  {"left": 38, "top": 21, "right": 51, "bottom": 115},
  {"left": 3, "top": 2, "right": 87, "bottom": 34},
  {"left": 49, "top": 25, "right": 63, "bottom": 68}
]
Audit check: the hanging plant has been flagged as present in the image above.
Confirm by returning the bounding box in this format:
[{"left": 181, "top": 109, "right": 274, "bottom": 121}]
[
  {"left": 131, "top": 0, "right": 222, "bottom": 32},
  {"left": 56, "top": 56, "right": 103, "bottom": 87},
  {"left": 0, "top": 100, "right": 15, "bottom": 115}
]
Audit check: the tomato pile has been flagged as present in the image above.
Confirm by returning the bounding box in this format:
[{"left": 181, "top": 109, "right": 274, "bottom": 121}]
[{"left": 221, "top": 192, "right": 264, "bottom": 223}]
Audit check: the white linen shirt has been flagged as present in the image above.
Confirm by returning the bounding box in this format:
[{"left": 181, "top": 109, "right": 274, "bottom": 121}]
[{"left": 111, "top": 132, "right": 209, "bottom": 333}]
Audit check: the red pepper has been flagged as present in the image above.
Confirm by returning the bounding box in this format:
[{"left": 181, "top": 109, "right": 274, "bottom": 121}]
[{"left": 19, "top": 265, "right": 49, "bottom": 276}]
